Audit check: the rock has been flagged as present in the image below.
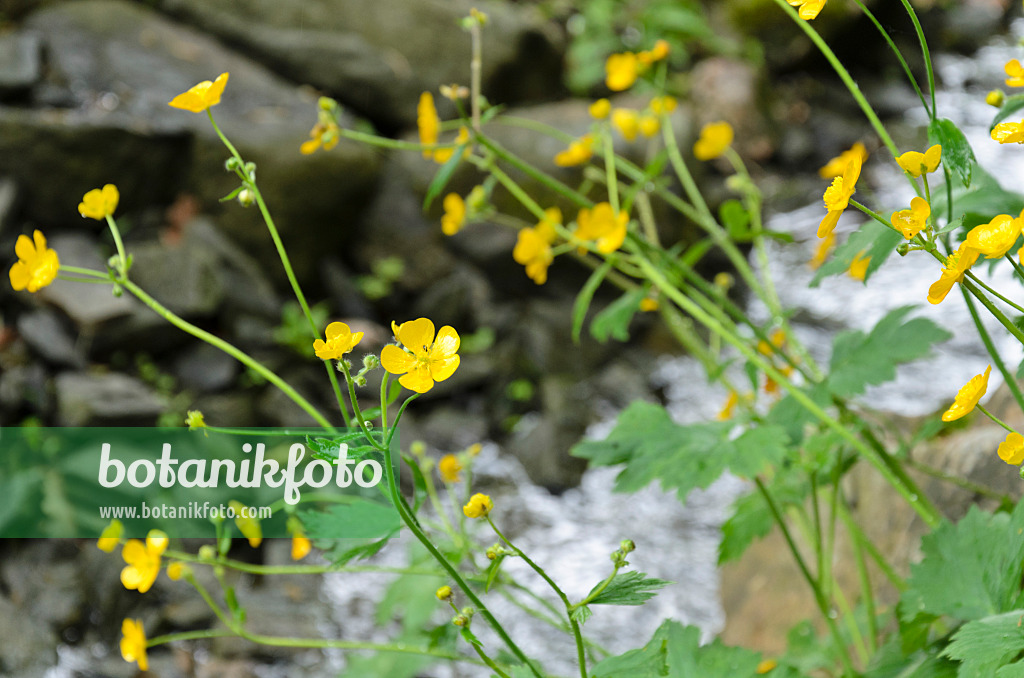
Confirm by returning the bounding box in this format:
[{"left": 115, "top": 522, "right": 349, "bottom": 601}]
[
  {"left": 157, "top": 0, "right": 566, "bottom": 129},
  {"left": 0, "top": 593, "right": 58, "bottom": 675},
  {"left": 689, "top": 57, "right": 771, "bottom": 161},
  {"left": 187, "top": 392, "right": 259, "bottom": 427},
  {"left": 55, "top": 371, "right": 167, "bottom": 425},
  {"left": 128, "top": 238, "right": 225, "bottom": 317},
  {"left": 173, "top": 342, "right": 239, "bottom": 392},
  {"left": 0, "top": 31, "right": 42, "bottom": 101},
  {"left": 411, "top": 262, "right": 492, "bottom": 330},
  {"left": 0, "top": 176, "right": 20, "bottom": 236},
  {"left": 0, "top": 363, "right": 49, "bottom": 422},
  {"left": 37, "top": 233, "right": 137, "bottom": 327},
  {"left": 16, "top": 308, "right": 87, "bottom": 368},
  {"left": 2, "top": 543, "right": 86, "bottom": 629}
]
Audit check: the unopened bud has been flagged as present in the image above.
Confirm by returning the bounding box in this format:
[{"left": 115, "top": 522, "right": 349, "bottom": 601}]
[
  {"left": 224, "top": 157, "right": 242, "bottom": 172},
  {"left": 436, "top": 585, "right": 453, "bottom": 601},
  {"left": 620, "top": 539, "right": 636, "bottom": 553},
  {"left": 410, "top": 441, "right": 427, "bottom": 457},
  {"left": 198, "top": 545, "right": 217, "bottom": 561},
  {"left": 453, "top": 614, "right": 469, "bottom": 627},
  {"left": 354, "top": 376, "right": 367, "bottom": 387},
  {"left": 986, "top": 90, "right": 1005, "bottom": 108},
  {"left": 363, "top": 354, "right": 380, "bottom": 370},
  {"left": 896, "top": 243, "right": 910, "bottom": 257},
  {"left": 237, "top": 188, "right": 255, "bottom": 207}
]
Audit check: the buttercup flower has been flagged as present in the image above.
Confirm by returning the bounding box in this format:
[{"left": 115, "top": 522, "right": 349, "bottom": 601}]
[
  {"left": 9, "top": 230, "right": 59, "bottom": 293},
  {"left": 589, "top": 98, "right": 611, "bottom": 119},
  {"left": 300, "top": 120, "right": 340, "bottom": 155},
  {"left": 605, "top": 52, "right": 640, "bottom": 91},
  {"left": 168, "top": 72, "right": 228, "bottom": 112},
  {"left": 166, "top": 562, "right": 188, "bottom": 581},
  {"left": 120, "top": 618, "right": 148, "bottom": 671},
  {"left": 819, "top": 142, "right": 868, "bottom": 179},
  {"left": 381, "top": 318, "right": 461, "bottom": 393},
  {"left": 809, "top": 230, "right": 836, "bottom": 270},
  {"left": 463, "top": 493, "right": 493, "bottom": 519},
  {"left": 998, "top": 432, "right": 1024, "bottom": 465},
  {"left": 965, "top": 211, "right": 1024, "bottom": 258},
  {"left": 418, "top": 91, "right": 441, "bottom": 158},
  {"left": 291, "top": 534, "right": 312, "bottom": 560},
  {"left": 313, "top": 322, "right": 364, "bottom": 360},
  {"left": 611, "top": 108, "right": 640, "bottom": 142},
  {"left": 717, "top": 391, "right": 739, "bottom": 420},
  {"left": 847, "top": 251, "right": 870, "bottom": 281},
  {"left": 941, "top": 365, "right": 991, "bottom": 422},
  {"left": 97, "top": 519, "right": 123, "bottom": 552},
  {"left": 649, "top": 96, "right": 678, "bottom": 115},
  {"left": 574, "top": 202, "right": 628, "bottom": 254},
  {"left": 121, "top": 530, "right": 168, "bottom": 593},
  {"left": 230, "top": 500, "right": 262, "bottom": 547},
  {"left": 1006, "top": 59, "right": 1024, "bottom": 87},
  {"left": 79, "top": 184, "right": 120, "bottom": 220},
  {"left": 891, "top": 197, "right": 931, "bottom": 239},
  {"left": 432, "top": 126, "right": 470, "bottom": 164},
  {"left": 639, "top": 296, "right": 659, "bottom": 312},
  {"left": 637, "top": 39, "right": 670, "bottom": 65},
  {"left": 185, "top": 410, "right": 206, "bottom": 431},
  {"left": 438, "top": 454, "right": 462, "bottom": 483},
  {"left": 441, "top": 193, "right": 466, "bottom": 236},
  {"left": 818, "top": 156, "right": 861, "bottom": 238},
  {"left": 638, "top": 114, "right": 660, "bottom": 138},
  {"left": 787, "top": 0, "right": 826, "bottom": 19},
  {"left": 992, "top": 118, "right": 1024, "bottom": 144},
  {"left": 927, "top": 242, "right": 979, "bottom": 304},
  {"left": 554, "top": 134, "right": 595, "bottom": 167},
  {"left": 693, "top": 121, "right": 734, "bottom": 161},
  {"left": 896, "top": 144, "right": 942, "bottom": 177}
]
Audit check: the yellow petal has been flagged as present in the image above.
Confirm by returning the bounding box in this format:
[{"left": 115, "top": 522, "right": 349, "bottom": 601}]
[
  {"left": 380, "top": 344, "right": 416, "bottom": 375},
  {"left": 399, "top": 366, "right": 435, "bottom": 393},
  {"left": 927, "top": 273, "right": 956, "bottom": 304},
  {"left": 817, "top": 210, "right": 841, "bottom": 239},
  {"left": 429, "top": 354, "right": 460, "bottom": 383},
  {"left": 397, "top": 318, "right": 435, "bottom": 354}
]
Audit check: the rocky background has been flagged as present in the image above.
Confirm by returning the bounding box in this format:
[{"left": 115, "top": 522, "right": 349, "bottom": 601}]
[{"left": 0, "top": 0, "right": 1019, "bottom": 675}]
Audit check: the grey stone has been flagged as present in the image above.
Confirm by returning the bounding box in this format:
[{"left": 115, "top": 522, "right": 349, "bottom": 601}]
[
  {"left": 128, "top": 238, "right": 225, "bottom": 317},
  {"left": 0, "top": 176, "right": 19, "bottom": 236},
  {"left": 0, "top": 31, "right": 42, "bottom": 100},
  {"left": 16, "top": 308, "right": 86, "bottom": 368},
  {"left": 412, "top": 262, "right": 492, "bottom": 330},
  {"left": 173, "top": 342, "right": 239, "bottom": 392},
  {"left": 37, "top": 233, "right": 137, "bottom": 327},
  {"left": 0, "top": 594, "right": 57, "bottom": 674},
  {"left": 55, "top": 371, "right": 167, "bottom": 426},
  {"left": 187, "top": 392, "right": 259, "bottom": 427},
  {"left": 0, "top": 363, "right": 49, "bottom": 420}
]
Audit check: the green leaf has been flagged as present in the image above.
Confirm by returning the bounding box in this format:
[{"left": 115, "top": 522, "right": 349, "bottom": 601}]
[
  {"left": 930, "top": 165, "right": 1024, "bottom": 231},
  {"left": 810, "top": 220, "right": 903, "bottom": 286},
  {"left": 585, "top": 571, "right": 673, "bottom": 607},
  {"left": 485, "top": 554, "right": 504, "bottom": 593},
  {"left": 942, "top": 610, "right": 1024, "bottom": 677},
  {"left": 928, "top": 118, "right": 976, "bottom": 188},
  {"left": 990, "top": 94, "right": 1024, "bottom": 132},
  {"left": 718, "top": 474, "right": 807, "bottom": 564},
  {"left": 570, "top": 604, "right": 593, "bottom": 626},
  {"left": 765, "top": 382, "right": 833, "bottom": 444},
  {"left": 572, "top": 259, "right": 613, "bottom": 343},
  {"left": 826, "top": 306, "right": 951, "bottom": 398},
  {"left": 900, "top": 502, "right": 1024, "bottom": 625},
  {"left": 300, "top": 499, "right": 401, "bottom": 539},
  {"left": 459, "top": 626, "right": 483, "bottom": 648},
  {"left": 720, "top": 199, "right": 752, "bottom": 241},
  {"left": 590, "top": 288, "right": 646, "bottom": 343},
  {"left": 998, "top": 661, "right": 1024, "bottom": 678},
  {"left": 423, "top": 144, "right": 466, "bottom": 211}
]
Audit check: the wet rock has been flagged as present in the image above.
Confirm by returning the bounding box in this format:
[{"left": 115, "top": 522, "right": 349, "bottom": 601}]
[
  {"left": 0, "top": 593, "right": 58, "bottom": 675},
  {"left": 55, "top": 371, "right": 166, "bottom": 426},
  {"left": 0, "top": 31, "right": 42, "bottom": 101},
  {"left": 16, "top": 308, "right": 87, "bottom": 368},
  {"left": 173, "top": 342, "right": 239, "bottom": 393},
  {"left": 157, "top": 0, "right": 565, "bottom": 129},
  {"left": 37, "top": 233, "right": 137, "bottom": 327}
]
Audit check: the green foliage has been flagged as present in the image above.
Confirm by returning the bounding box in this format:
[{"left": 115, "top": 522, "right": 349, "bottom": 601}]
[
  {"left": 720, "top": 199, "right": 753, "bottom": 242},
  {"left": 423, "top": 144, "right": 466, "bottom": 210},
  {"left": 931, "top": 165, "right": 1024, "bottom": 231},
  {"left": 810, "top": 220, "right": 902, "bottom": 286},
  {"left": 990, "top": 94, "right": 1024, "bottom": 132},
  {"left": 590, "top": 288, "right": 646, "bottom": 342},
  {"left": 573, "top": 259, "right": 614, "bottom": 343},
  {"left": 928, "top": 118, "right": 977, "bottom": 188},
  {"left": 942, "top": 611, "right": 1024, "bottom": 678},
  {"left": 273, "top": 301, "right": 329, "bottom": 357},
  {"left": 300, "top": 499, "right": 401, "bottom": 539},
  {"left": 585, "top": 571, "right": 673, "bottom": 607},
  {"left": 355, "top": 256, "right": 405, "bottom": 300}
]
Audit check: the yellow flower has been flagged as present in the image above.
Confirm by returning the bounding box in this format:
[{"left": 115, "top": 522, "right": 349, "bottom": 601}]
[
  {"left": 787, "top": 0, "right": 826, "bottom": 19},
  {"left": 439, "top": 83, "right": 469, "bottom": 101},
  {"left": 847, "top": 251, "right": 870, "bottom": 281},
  {"left": 441, "top": 193, "right": 466, "bottom": 236},
  {"left": 120, "top": 618, "right": 148, "bottom": 671},
  {"left": 757, "top": 658, "right": 778, "bottom": 674},
  {"left": 891, "top": 197, "right": 931, "bottom": 239},
  {"left": 97, "top": 519, "right": 123, "bottom": 552},
  {"left": 463, "top": 493, "right": 493, "bottom": 519},
  {"left": 896, "top": 144, "right": 942, "bottom": 177},
  {"left": 639, "top": 114, "right": 660, "bottom": 138},
  {"left": 1006, "top": 59, "right": 1024, "bottom": 87},
  {"left": 9, "top": 230, "right": 60, "bottom": 293},
  {"left": 819, "top": 142, "right": 868, "bottom": 179},
  {"left": 639, "top": 296, "right": 659, "bottom": 312},
  {"left": 168, "top": 72, "right": 229, "bottom": 112},
  {"left": 809, "top": 230, "right": 836, "bottom": 270},
  {"left": 291, "top": 535, "right": 312, "bottom": 560},
  {"left": 927, "top": 242, "right": 979, "bottom": 304},
  {"left": 638, "top": 40, "right": 670, "bottom": 65},
  {"left": 230, "top": 500, "right": 262, "bottom": 547},
  {"left": 313, "top": 321, "right": 365, "bottom": 360},
  {"left": 166, "top": 562, "right": 188, "bottom": 580},
  {"left": 78, "top": 184, "right": 120, "bottom": 220},
  {"left": 589, "top": 98, "right": 611, "bottom": 119},
  {"left": 693, "top": 121, "right": 734, "bottom": 161},
  {"left": 381, "top": 318, "right": 461, "bottom": 393},
  {"left": 300, "top": 121, "right": 340, "bottom": 155},
  {"left": 965, "top": 211, "right": 1024, "bottom": 258},
  {"left": 717, "top": 391, "right": 739, "bottom": 420},
  {"left": 650, "top": 96, "right": 678, "bottom": 115},
  {"left": 439, "top": 454, "right": 463, "bottom": 483},
  {"left": 467, "top": 443, "right": 482, "bottom": 457},
  {"left": 185, "top": 410, "right": 206, "bottom": 431},
  {"left": 992, "top": 118, "right": 1024, "bottom": 144},
  {"left": 999, "top": 432, "right": 1024, "bottom": 465},
  {"left": 418, "top": 91, "right": 441, "bottom": 159},
  {"left": 554, "top": 134, "right": 595, "bottom": 167},
  {"left": 611, "top": 108, "right": 640, "bottom": 141},
  {"left": 436, "top": 585, "right": 453, "bottom": 600},
  {"left": 574, "top": 202, "right": 628, "bottom": 254},
  {"left": 432, "top": 126, "right": 471, "bottom": 164},
  {"left": 121, "top": 530, "right": 168, "bottom": 593},
  {"left": 941, "top": 365, "right": 991, "bottom": 422},
  {"left": 606, "top": 52, "right": 640, "bottom": 91},
  {"left": 986, "top": 90, "right": 1005, "bottom": 107},
  {"left": 818, "top": 156, "right": 861, "bottom": 238}
]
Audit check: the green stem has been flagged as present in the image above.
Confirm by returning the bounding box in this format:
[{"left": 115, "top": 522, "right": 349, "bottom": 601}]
[
  {"left": 840, "top": 487, "right": 878, "bottom": 653},
  {"left": 1005, "top": 252, "right": 1024, "bottom": 285},
  {"left": 338, "top": 360, "right": 384, "bottom": 449},
  {"left": 105, "top": 214, "right": 128, "bottom": 276},
  {"left": 835, "top": 499, "right": 906, "bottom": 591},
  {"left": 963, "top": 279, "right": 1024, "bottom": 348},
  {"left": 965, "top": 271, "right": 1024, "bottom": 315},
  {"left": 962, "top": 288, "right": 1024, "bottom": 414},
  {"left": 475, "top": 133, "right": 594, "bottom": 208},
  {"left": 659, "top": 108, "right": 712, "bottom": 219},
  {"left": 851, "top": 0, "right": 931, "bottom": 117},
  {"left": 122, "top": 279, "right": 334, "bottom": 430},
  {"left": 903, "top": 457, "right": 1015, "bottom": 509},
  {"left": 977, "top": 404, "right": 1016, "bottom": 433},
  {"left": 896, "top": 0, "right": 937, "bottom": 117},
  {"left": 147, "top": 629, "right": 235, "bottom": 646},
  {"left": 59, "top": 265, "right": 109, "bottom": 278},
  {"left": 602, "top": 132, "right": 620, "bottom": 215}
]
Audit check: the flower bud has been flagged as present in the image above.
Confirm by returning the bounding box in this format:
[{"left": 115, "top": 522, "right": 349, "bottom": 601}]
[
  {"left": 620, "top": 539, "right": 636, "bottom": 553},
  {"left": 363, "top": 354, "right": 380, "bottom": 370},
  {"left": 410, "top": 441, "right": 427, "bottom": 457},
  {"left": 436, "top": 585, "right": 453, "bottom": 601},
  {"left": 354, "top": 376, "right": 367, "bottom": 387},
  {"left": 453, "top": 614, "right": 468, "bottom": 627},
  {"left": 896, "top": 243, "right": 911, "bottom": 257},
  {"left": 225, "top": 157, "right": 242, "bottom": 172},
  {"left": 986, "top": 90, "right": 1005, "bottom": 108},
  {"left": 461, "top": 606, "right": 475, "bottom": 618},
  {"left": 486, "top": 545, "right": 498, "bottom": 560},
  {"left": 237, "top": 188, "right": 255, "bottom": 207},
  {"left": 198, "top": 545, "right": 217, "bottom": 561}
]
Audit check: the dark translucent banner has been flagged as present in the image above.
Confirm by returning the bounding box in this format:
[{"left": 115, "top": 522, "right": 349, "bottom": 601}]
[{"left": 0, "top": 427, "right": 400, "bottom": 539}]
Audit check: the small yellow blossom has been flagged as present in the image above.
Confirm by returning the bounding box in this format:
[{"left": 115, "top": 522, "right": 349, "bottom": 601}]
[
  {"left": 650, "top": 96, "right": 678, "bottom": 115},
  {"left": 166, "top": 562, "right": 188, "bottom": 581},
  {"left": 847, "top": 251, "right": 870, "bottom": 281},
  {"left": 965, "top": 212, "right": 1024, "bottom": 259},
  {"left": 9, "top": 230, "right": 60, "bottom": 293},
  {"left": 818, "top": 157, "right": 861, "bottom": 238},
  {"left": 78, "top": 184, "right": 120, "bottom": 220},
  {"left": 891, "top": 197, "right": 931, "bottom": 239},
  {"left": 998, "top": 432, "right": 1024, "bottom": 465},
  {"left": 439, "top": 454, "right": 463, "bottom": 483},
  {"left": 757, "top": 658, "right": 778, "bottom": 674},
  {"left": 230, "top": 500, "right": 262, "bottom": 547},
  {"left": 809, "top": 230, "right": 836, "bottom": 270},
  {"left": 436, "top": 585, "right": 453, "bottom": 600},
  {"left": 606, "top": 52, "right": 640, "bottom": 91},
  {"left": 757, "top": 329, "right": 787, "bottom": 356},
  {"left": 941, "top": 365, "right": 991, "bottom": 422},
  {"left": 300, "top": 121, "right": 340, "bottom": 155},
  {"left": 432, "top": 126, "right": 471, "bottom": 164},
  {"left": 439, "top": 83, "right": 469, "bottom": 101},
  {"left": 574, "top": 202, "right": 628, "bottom": 254},
  {"left": 292, "top": 535, "right": 312, "bottom": 560},
  {"left": 467, "top": 443, "right": 482, "bottom": 457},
  {"left": 168, "top": 72, "right": 229, "bottom": 112},
  {"left": 992, "top": 118, "right": 1024, "bottom": 144},
  {"left": 819, "top": 142, "right": 868, "bottom": 179},
  {"left": 381, "top": 318, "right": 461, "bottom": 393},
  {"left": 418, "top": 91, "right": 441, "bottom": 159},
  {"left": 638, "top": 39, "right": 670, "bottom": 65},
  {"left": 513, "top": 209, "right": 559, "bottom": 284},
  {"left": 97, "top": 519, "right": 123, "bottom": 552},
  {"left": 1006, "top": 59, "right": 1024, "bottom": 87},
  {"left": 639, "top": 114, "right": 660, "bottom": 138},
  {"left": 185, "top": 410, "right": 206, "bottom": 431},
  {"left": 589, "top": 98, "right": 611, "bottom": 119},
  {"left": 554, "top": 134, "right": 595, "bottom": 167},
  {"left": 463, "top": 493, "right": 493, "bottom": 519},
  {"left": 441, "top": 193, "right": 467, "bottom": 236},
  {"left": 928, "top": 242, "right": 979, "bottom": 304},
  {"left": 693, "top": 121, "right": 734, "bottom": 161},
  {"left": 120, "top": 618, "right": 148, "bottom": 671},
  {"left": 717, "top": 391, "right": 739, "bottom": 420},
  {"left": 896, "top": 144, "right": 942, "bottom": 177},
  {"left": 787, "top": 0, "right": 826, "bottom": 20},
  {"left": 987, "top": 90, "right": 1006, "bottom": 107},
  {"left": 121, "top": 530, "right": 168, "bottom": 593},
  {"left": 313, "top": 321, "right": 364, "bottom": 360},
  {"left": 612, "top": 108, "right": 640, "bottom": 141},
  {"left": 639, "top": 296, "right": 659, "bottom": 312}
]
